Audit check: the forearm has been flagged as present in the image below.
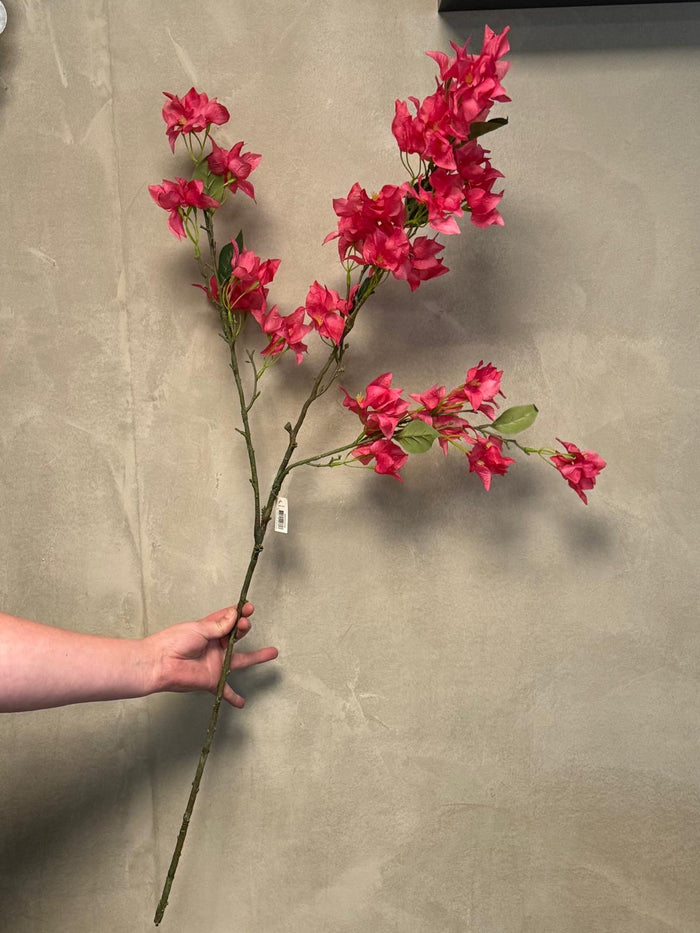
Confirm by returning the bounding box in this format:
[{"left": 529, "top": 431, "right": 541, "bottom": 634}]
[{"left": 0, "top": 612, "right": 156, "bottom": 712}]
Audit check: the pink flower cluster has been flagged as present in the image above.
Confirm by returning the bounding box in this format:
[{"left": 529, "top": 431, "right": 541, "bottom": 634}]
[
  {"left": 207, "top": 140, "right": 262, "bottom": 200},
  {"left": 352, "top": 438, "right": 409, "bottom": 481},
  {"left": 226, "top": 244, "right": 280, "bottom": 314},
  {"left": 150, "top": 54, "right": 606, "bottom": 507},
  {"left": 341, "top": 365, "right": 509, "bottom": 485},
  {"left": 148, "top": 178, "right": 220, "bottom": 240},
  {"left": 322, "top": 27, "right": 509, "bottom": 293},
  {"left": 340, "top": 368, "right": 605, "bottom": 502},
  {"left": 324, "top": 182, "right": 449, "bottom": 292},
  {"left": 550, "top": 441, "right": 606, "bottom": 505},
  {"left": 253, "top": 305, "right": 312, "bottom": 365},
  {"left": 342, "top": 372, "right": 410, "bottom": 439},
  {"left": 302, "top": 281, "right": 358, "bottom": 344},
  {"left": 162, "top": 88, "right": 230, "bottom": 152},
  {"left": 196, "top": 241, "right": 306, "bottom": 359},
  {"left": 195, "top": 241, "right": 362, "bottom": 363},
  {"left": 393, "top": 26, "right": 510, "bottom": 231},
  {"left": 152, "top": 88, "right": 262, "bottom": 240},
  {"left": 342, "top": 373, "right": 410, "bottom": 480},
  {"left": 410, "top": 363, "right": 513, "bottom": 488},
  {"left": 410, "top": 360, "right": 504, "bottom": 449},
  {"left": 193, "top": 241, "right": 278, "bottom": 310}
]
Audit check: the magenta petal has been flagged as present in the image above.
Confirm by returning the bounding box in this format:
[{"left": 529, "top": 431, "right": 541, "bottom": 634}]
[
  {"left": 430, "top": 214, "right": 461, "bottom": 236},
  {"left": 168, "top": 209, "right": 186, "bottom": 240}
]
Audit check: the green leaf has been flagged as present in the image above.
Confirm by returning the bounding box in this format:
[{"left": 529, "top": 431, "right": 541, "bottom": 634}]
[
  {"left": 208, "top": 173, "right": 226, "bottom": 203},
  {"left": 235, "top": 229, "right": 244, "bottom": 252},
  {"left": 355, "top": 278, "right": 373, "bottom": 303},
  {"left": 395, "top": 419, "right": 439, "bottom": 454},
  {"left": 218, "top": 242, "right": 234, "bottom": 283},
  {"left": 191, "top": 160, "right": 225, "bottom": 203},
  {"left": 191, "top": 160, "right": 209, "bottom": 183},
  {"left": 490, "top": 404, "right": 538, "bottom": 435},
  {"left": 468, "top": 117, "right": 508, "bottom": 141}
]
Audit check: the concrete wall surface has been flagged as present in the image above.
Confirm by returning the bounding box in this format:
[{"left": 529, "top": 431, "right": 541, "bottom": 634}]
[{"left": 1, "top": 1, "right": 699, "bottom": 931}]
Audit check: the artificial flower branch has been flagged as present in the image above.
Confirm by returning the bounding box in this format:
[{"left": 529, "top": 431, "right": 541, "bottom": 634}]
[{"left": 150, "top": 26, "right": 606, "bottom": 924}]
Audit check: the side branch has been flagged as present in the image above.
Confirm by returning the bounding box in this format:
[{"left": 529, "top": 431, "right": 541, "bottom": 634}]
[{"left": 229, "top": 342, "right": 261, "bottom": 537}]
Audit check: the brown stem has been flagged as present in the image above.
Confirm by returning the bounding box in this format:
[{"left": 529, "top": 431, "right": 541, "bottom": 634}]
[
  {"left": 154, "top": 323, "right": 348, "bottom": 929},
  {"left": 153, "top": 558, "right": 262, "bottom": 925},
  {"left": 154, "top": 247, "right": 387, "bottom": 925}
]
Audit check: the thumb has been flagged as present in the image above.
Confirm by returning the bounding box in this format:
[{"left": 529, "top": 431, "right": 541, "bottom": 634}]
[{"left": 197, "top": 606, "right": 238, "bottom": 640}]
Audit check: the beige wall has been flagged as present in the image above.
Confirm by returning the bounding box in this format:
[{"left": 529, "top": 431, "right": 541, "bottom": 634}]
[{"left": 1, "top": 2, "right": 699, "bottom": 930}]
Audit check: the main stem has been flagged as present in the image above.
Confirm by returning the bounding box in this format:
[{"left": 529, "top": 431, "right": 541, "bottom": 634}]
[
  {"left": 153, "top": 542, "right": 262, "bottom": 925},
  {"left": 154, "top": 210, "right": 385, "bottom": 922},
  {"left": 154, "top": 334, "right": 347, "bottom": 927}
]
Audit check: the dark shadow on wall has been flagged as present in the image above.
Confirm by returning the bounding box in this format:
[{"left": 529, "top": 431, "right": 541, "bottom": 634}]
[{"left": 438, "top": 2, "right": 700, "bottom": 52}]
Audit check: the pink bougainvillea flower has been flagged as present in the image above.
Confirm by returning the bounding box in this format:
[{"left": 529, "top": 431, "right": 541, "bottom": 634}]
[
  {"left": 409, "top": 385, "right": 453, "bottom": 434},
  {"left": 357, "top": 183, "right": 409, "bottom": 231},
  {"left": 550, "top": 440, "right": 606, "bottom": 505},
  {"left": 393, "top": 27, "right": 510, "bottom": 170},
  {"left": 464, "top": 186, "right": 504, "bottom": 229},
  {"left": 423, "top": 412, "right": 476, "bottom": 455},
  {"left": 392, "top": 92, "right": 457, "bottom": 170},
  {"left": 415, "top": 92, "right": 459, "bottom": 169},
  {"left": 229, "top": 243, "right": 280, "bottom": 289},
  {"left": 450, "top": 141, "right": 505, "bottom": 229},
  {"left": 413, "top": 169, "right": 465, "bottom": 236},
  {"left": 324, "top": 182, "right": 410, "bottom": 264},
  {"left": 409, "top": 384, "right": 448, "bottom": 413},
  {"left": 427, "top": 27, "right": 510, "bottom": 117},
  {"left": 162, "top": 88, "right": 230, "bottom": 152},
  {"left": 207, "top": 140, "right": 262, "bottom": 199},
  {"left": 192, "top": 273, "right": 220, "bottom": 304},
  {"left": 341, "top": 372, "right": 409, "bottom": 439},
  {"left": 408, "top": 383, "right": 474, "bottom": 453},
  {"left": 403, "top": 236, "right": 450, "bottom": 292},
  {"left": 274, "top": 307, "right": 312, "bottom": 364},
  {"left": 323, "top": 181, "right": 453, "bottom": 290},
  {"left": 436, "top": 418, "right": 478, "bottom": 455},
  {"left": 251, "top": 303, "right": 283, "bottom": 337},
  {"left": 327, "top": 182, "right": 407, "bottom": 239},
  {"left": 453, "top": 140, "right": 502, "bottom": 186},
  {"left": 426, "top": 38, "right": 474, "bottom": 85},
  {"left": 352, "top": 438, "right": 408, "bottom": 481},
  {"left": 358, "top": 228, "right": 411, "bottom": 277},
  {"left": 148, "top": 177, "right": 220, "bottom": 239},
  {"left": 192, "top": 245, "right": 280, "bottom": 317},
  {"left": 253, "top": 305, "right": 312, "bottom": 364},
  {"left": 303, "top": 281, "right": 357, "bottom": 345},
  {"left": 454, "top": 361, "right": 504, "bottom": 419},
  {"left": 391, "top": 98, "right": 428, "bottom": 157},
  {"left": 221, "top": 241, "right": 280, "bottom": 315},
  {"left": 467, "top": 435, "right": 515, "bottom": 490}
]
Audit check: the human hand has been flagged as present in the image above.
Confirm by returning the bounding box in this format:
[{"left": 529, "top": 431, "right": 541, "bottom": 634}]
[{"left": 146, "top": 604, "right": 278, "bottom": 707}]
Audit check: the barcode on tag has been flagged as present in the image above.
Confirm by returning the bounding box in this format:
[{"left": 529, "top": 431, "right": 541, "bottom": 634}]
[{"left": 274, "top": 496, "right": 288, "bottom": 534}]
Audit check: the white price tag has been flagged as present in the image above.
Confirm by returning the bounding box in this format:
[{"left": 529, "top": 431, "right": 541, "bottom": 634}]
[{"left": 274, "top": 496, "right": 288, "bottom": 534}]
